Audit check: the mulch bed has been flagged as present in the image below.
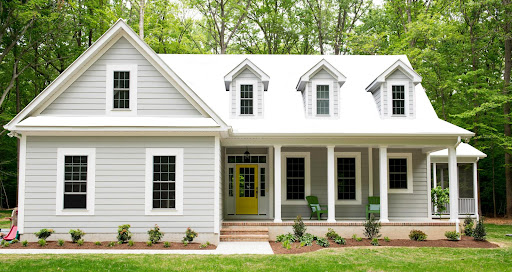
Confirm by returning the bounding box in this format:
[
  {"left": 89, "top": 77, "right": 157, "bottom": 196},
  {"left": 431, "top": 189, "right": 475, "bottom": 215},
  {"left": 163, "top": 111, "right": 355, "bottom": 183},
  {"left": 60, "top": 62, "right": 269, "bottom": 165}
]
[
  {"left": 271, "top": 236, "right": 498, "bottom": 254},
  {"left": 0, "top": 241, "right": 216, "bottom": 250}
]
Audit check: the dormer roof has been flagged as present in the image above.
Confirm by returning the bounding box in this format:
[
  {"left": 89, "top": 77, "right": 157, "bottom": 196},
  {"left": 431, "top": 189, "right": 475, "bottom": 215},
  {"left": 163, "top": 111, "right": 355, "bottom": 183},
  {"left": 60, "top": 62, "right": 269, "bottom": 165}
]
[
  {"left": 366, "top": 59, "right": 422, "bottom": 93},
  {"left": 296, "top": 59, "right": 346, "bottom": 91},
  {"left": 224, "top": 58, "right": 270, "bottom": 91}
]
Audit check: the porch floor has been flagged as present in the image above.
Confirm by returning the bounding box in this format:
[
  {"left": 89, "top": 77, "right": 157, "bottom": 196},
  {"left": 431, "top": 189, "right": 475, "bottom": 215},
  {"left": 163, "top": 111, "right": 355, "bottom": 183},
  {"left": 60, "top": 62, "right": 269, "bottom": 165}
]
[{"left": 222, "top": 219, "right": 455, "bottom": 226}]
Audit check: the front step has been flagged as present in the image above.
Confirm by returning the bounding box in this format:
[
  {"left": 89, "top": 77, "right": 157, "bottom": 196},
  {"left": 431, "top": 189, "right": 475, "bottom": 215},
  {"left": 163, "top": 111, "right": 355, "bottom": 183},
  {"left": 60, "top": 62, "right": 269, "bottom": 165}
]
[{"left": 220, "top": 227, "right": 269, "bottom": 242}]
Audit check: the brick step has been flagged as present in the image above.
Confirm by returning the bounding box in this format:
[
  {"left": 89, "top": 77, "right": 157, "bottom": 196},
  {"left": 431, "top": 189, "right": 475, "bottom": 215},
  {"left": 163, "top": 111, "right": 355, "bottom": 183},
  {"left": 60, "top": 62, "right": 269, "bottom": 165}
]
[
  {"left": 220, "top": 228, "right": 269, "bottom": 235},
  {"left": 220, "top": 234, "right": 270, "bottom": 242}
]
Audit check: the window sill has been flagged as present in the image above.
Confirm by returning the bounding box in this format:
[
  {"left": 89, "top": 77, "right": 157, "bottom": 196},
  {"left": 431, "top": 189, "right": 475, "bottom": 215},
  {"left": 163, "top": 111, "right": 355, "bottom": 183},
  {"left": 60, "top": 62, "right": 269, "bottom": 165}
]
[
  {"left": 388, "top": 188, "right": 413, "bottom": 194},
  {"left": 110, "top": 109, "right": 132, "bottom": 111},
  {"left": 145, "top": 208, "right": 183, "bottom": 216},
  {"left": 56, "top": 209, "right": 94, "bottom": 216},
  {"left": 336, "top": 199, "right": 362, "bottom": 205},
  {"left": 282, "top": 199, "right": 308, "bottom": 205}
]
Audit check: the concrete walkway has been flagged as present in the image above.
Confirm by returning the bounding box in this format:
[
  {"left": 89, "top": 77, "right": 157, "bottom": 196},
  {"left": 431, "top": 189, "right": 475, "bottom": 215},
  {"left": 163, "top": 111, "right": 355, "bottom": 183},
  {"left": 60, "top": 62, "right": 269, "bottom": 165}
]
[{"left": 0, "top": 242, "right": 274, "bottom": 255}]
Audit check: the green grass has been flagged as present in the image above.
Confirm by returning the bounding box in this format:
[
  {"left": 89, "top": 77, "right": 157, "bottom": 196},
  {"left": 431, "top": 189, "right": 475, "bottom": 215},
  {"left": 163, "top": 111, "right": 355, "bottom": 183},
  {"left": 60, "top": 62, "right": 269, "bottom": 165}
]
[
  {"left": 0, "top": 224, "right": 511, "bottom": 272},
  {"left": 0, "top": 209, "right": 13, "bottom": 229}
]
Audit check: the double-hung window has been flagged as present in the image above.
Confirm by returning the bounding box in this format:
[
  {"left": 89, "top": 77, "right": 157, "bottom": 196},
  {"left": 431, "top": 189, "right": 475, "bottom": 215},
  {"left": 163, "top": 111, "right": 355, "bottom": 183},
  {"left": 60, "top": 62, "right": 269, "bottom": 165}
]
[
  {"left": 113, "top": 71, "right": 130, "bottom": 109},
  {"left": 391, "top": 85, "right": 405, "bottom": 115},
  {"left": 106, "top": 64, "right": 137, "bottom": 114},
  {"left": 335, "top": 152, "right": 361, "bottom": 204},
  {"left": 240, "top": 84, "right": 254, "bottom": 115},
  {"left": 281, "top": 152, "right": 310, "bottom": 204},
  {"left": 64, "top": 156, "right": 88, "bottom": 209},
  {"left": 316, "top": 85, "right": 330, "bottom": 115},
  {"left": 145, "top": 148, "right": 183, "bottom": 215},
  {"left": 388, "top": 153, "right": 413, "bottom": 193}
]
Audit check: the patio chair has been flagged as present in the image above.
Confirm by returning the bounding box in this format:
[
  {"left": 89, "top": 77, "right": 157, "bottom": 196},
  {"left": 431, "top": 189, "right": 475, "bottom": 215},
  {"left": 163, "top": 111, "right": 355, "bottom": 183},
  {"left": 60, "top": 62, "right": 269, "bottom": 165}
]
[
  {"left": 306, "top": 196, "right": 328, "bottom": 220},
  {"left": 366, "top": 196, "right": 380, "bottom": 219}
]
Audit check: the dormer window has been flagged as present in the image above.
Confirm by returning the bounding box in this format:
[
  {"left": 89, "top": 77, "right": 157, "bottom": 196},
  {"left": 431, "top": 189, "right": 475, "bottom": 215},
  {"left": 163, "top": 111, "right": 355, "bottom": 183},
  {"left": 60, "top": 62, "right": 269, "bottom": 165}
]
[
  {"left": 240, "top": 84, "right": 254, "bottom": 115},
  {"left": 113, "top": 71, "right": 130, "bottom": 109},
  {"left": 106, "top": 64, "right": 138, "bottom": 115},
  {"left": 391, "top": 85, "right": 405, "bottom": 115},
  {"left": 315, "top": 84, "right": 330, "bottom": 115}
]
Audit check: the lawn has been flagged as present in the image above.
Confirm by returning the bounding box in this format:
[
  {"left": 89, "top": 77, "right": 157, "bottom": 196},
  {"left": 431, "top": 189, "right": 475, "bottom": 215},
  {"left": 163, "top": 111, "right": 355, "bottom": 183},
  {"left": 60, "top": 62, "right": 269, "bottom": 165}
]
[
  {"left": 0, "top": 224, "right": 511, "bottom": 272},
  {"left": 0, "top": 210, "right": 12, "bottom": 229}
]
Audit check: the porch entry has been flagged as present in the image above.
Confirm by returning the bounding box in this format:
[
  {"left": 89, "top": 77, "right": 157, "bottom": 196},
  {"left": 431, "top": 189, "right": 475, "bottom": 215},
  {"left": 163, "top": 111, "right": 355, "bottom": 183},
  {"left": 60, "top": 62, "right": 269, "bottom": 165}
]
[{"left": 236, "top": 165, "right": 258, "bottom": 214}]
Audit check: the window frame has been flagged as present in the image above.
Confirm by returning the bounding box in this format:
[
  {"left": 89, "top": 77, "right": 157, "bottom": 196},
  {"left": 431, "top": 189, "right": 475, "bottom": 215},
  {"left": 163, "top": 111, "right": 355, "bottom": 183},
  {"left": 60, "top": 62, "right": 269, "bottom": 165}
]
[
  {"left": 235, "top": 80, "right": 258, "bottom": 117},
  {"left": 335, "top": 152, "right": 362, "bottom": 205},
  {"left": 106, "top": 64, "right": 138, "bottom": 115},
  {"left": 145, "top": 148, "right": 184, "bottom": 215},
  {"left": 386, "top": 80, "right": 409, "bottom": 117},
  {"left": 312, "top": 80, "right": 334, "bottom": 117},
  {"left": 387, "top": 153, "right": 413, "bottom": 194},
  {"left": 281, "top": 152, "right": 311, "bottom": 205},
  {"left": 56, "top": 148, "right": 96, "bottom": 215}
]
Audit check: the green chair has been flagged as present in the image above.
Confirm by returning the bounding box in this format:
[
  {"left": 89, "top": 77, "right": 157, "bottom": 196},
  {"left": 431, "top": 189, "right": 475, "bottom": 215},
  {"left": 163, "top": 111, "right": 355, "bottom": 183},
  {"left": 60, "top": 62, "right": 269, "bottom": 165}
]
[
  {"left": 306, "top": 196, "right": 328, "bottom": 220},
  {"left": 366, "top": 196, "right": 380, "bottom": 219}
]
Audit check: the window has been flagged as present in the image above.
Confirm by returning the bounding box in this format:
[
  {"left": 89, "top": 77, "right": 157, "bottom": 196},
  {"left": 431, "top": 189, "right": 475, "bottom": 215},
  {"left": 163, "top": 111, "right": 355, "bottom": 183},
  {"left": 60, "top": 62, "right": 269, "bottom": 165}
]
[
  {"left": 335, "top": 152, "right": 361, "bottom": 204},
  {"left": 388, "top": 153, "right": 413, "bottom": 193},
  {"left": 316, "top": 85, "right": 330, "bottom": 115},
  {"left": 145, "top": 148, "right": 183, "bottom": 215},
  {"left": 113, "top": 71, "right": 130, "bottom": 109},
  {"left": 240, "top": 84, "right": 253, "bottom": 115},
  {"left": 281, "top": 152, "right": 310, "bottom": 204},
  {"left": 56, "top": 148, "right": 95, "bottom": 215},
  {"left": 260, "top": 168, "right": 266, "bottom": 197},
  {"left": 228, "top": 168, "right": 234, "bottom": 197},
  {"left": 391, "top": 85, "right": 405, "bottom": 115}
]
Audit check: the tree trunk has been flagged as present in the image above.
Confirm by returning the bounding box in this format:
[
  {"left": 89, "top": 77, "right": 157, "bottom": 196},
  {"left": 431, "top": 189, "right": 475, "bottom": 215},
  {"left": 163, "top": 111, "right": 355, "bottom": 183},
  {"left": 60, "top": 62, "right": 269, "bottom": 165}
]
[
  {"left": 139, "top": 0, "right": 145, "bottom": 39},
  {"left": 504, "top": 0, "right": 512, "bottom": 218}
]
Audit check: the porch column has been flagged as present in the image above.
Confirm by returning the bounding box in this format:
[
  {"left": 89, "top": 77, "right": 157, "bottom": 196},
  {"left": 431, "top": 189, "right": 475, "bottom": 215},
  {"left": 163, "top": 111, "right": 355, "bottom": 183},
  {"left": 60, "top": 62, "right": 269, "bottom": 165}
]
[
  {"left": 448, "top": 147, "right": 459, "bottom": 231},
  {"left": 433, "top": 162, "right": 437, "bottom": 215},
  {"left": 327, "top": 146, "right": 336, "bottom": 223},
  {"left": 473, "top": 160, "right": 479, "bottom": 220},
  {"left": 379, "top": 146, "right": 389, "bottom": 223},
  {"left": 274, "top": 145, "right": 282, "bottom": 223},
  {"left": 427, "top": 153, "right": 432, "bottom": 219}
]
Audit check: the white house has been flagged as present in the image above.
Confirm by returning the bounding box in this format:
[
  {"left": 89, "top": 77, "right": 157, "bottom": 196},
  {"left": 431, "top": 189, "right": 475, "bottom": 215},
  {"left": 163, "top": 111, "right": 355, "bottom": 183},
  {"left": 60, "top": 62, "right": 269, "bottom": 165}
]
[{"left": 4, "top": 20, "right": 486, "bottom": 243}]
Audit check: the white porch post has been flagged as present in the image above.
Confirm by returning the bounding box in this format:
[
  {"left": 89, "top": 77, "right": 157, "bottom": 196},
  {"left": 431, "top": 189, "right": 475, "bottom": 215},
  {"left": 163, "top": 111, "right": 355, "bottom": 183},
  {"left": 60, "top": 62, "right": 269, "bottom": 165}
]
[
  {"left": 448, "top": 147, "right": 459, "bottom": 232},
  {"left": 433, "top": 162, "right": 437, "bottom": 215},
  {"left": 379, "top": 146, "right": 389, "bottom": 223},
  {"left": 327, "top": 146, "right": 336, "bottom": 223},
  {"left": 427, "top": 153, "right": 432, "bottom": 219},
  {"left": 473, "top": 160, "right": 479, "bottom": 220},
  {"left": 274, "top": 145, "right": 282, "bottom": 223}
]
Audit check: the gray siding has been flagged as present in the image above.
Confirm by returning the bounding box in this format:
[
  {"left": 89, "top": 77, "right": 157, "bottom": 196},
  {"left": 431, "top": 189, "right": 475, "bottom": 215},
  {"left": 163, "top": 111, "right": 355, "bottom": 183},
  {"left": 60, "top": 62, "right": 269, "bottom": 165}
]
[
  {"left": 374, "top": 88, "right": 382, "bottom": 115},
  {"left": 230, "top": 68, "right": 264, "bottom": 117},
  {"left": 24, "top": 136, "right": 215, "bottom": 233},
  {"left": 380, "top": 69, "right": 415, "bottom": 118},
  {"left": 42, "top": 37, "right": 202, "bottom": 117},
  {"left": 305, "top": 68, "right": 339, "bottom": 117}
]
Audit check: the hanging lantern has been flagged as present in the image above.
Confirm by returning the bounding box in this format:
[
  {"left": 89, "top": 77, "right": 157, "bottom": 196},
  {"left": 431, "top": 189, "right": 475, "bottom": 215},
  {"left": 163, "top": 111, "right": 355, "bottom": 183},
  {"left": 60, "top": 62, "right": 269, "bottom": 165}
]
[{"left": 244, "top": 148, "right": 250, "bottom": 162}]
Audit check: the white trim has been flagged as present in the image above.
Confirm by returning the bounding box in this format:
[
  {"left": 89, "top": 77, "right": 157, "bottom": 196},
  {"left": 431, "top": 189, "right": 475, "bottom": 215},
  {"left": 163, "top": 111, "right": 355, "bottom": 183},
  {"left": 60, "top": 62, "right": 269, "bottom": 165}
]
[
  {"left": 214, "top": 136, "right": 220, "bottom": 234},
  {"left": 235, "top": 80, "right": 258, "bottom": 117},
  {"left": 365, "top": 59, "right": 422, "bottom": 92},
  {"left": 281, "top": 152, "right": 311, "bottom": 205},
  {"left": 368, "top": 147, "right": 373, "bottom": 196},
  {"left": 56, "top": 148, "right": 96, "bottom": 216},
  {"left": 387, "top": 80, "right": 410, "bottom": 118},
  {"left": 327, "top": 146, "right": 336, "bottom": 223},
  {"left": 387, "top": 153, "right": 414, "bottom": 194},
  {"left": 334, "top": 152, "right": 362, "bottom": 205},
  {"left": 296, "top": 59, "right": 346, "bottom": 91},
  {"left": 379, "top": 146, "right": 389, "bottom": 222},
  {"left": 312, "top": 80, "right": 334, "bottom": 117},
  {"left": 273, "top": 145, "right": 282, "bottom": 222},
  {"left": 268, "top": 146, "right": 274, "bottom": 219},
  {"left": 473, "top": 160, "right": 479, "bottom": 220},
  {"left": 448, "top": 146, "right": 459, "bottom": 227},
  {"left": 224, "top": 58, "right": 270, "bottom": 91},
  {"left": 145, "top": 148, "right": 184, "bottom": 215},
  {"left": 18, "top": 135, "right": 26, "bottom": 233},
  {"left": 106, "top": 64, "right": 138, "bottom": 115},
  {"left": 427, "top": 153, "right": 432, "bottom": 219}
]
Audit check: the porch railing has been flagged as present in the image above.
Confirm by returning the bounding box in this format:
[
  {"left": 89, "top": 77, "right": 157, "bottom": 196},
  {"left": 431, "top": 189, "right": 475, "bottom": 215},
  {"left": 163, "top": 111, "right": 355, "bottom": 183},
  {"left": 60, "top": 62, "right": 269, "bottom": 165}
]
[{"left": 431, "top": 198, "right": 475, "bottom": 215}]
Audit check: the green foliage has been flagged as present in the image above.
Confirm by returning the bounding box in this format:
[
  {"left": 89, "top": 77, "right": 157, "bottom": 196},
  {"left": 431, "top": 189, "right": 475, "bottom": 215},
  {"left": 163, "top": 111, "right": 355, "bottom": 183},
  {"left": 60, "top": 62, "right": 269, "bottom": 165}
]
[
  {"left": 431, "top": 186, "right": 450, "bottom": 218},
  {"left": 77, "top": 239, "right": 84, "bottom": 246},
  {"left": 355, "top": 237, "right": 363, "bottom": 242},
  {"left": 282, "top": 239, "right": 291, "bottom": 250},
  {"left": 34, "top": 229, "right": 54, "bottom": 240},
  {"left": 94, "top": 241, "right": 101, "bottom": 246},
  {"left": 107, "top": 242, "right": 116, "bottom": 247},
  {"left": 298, "top": 233, "right": 316, "bottom": 246},
  {"left": 11, "top": 238, "right": 18, "bottom": 244},
  {"left": 276, "top": 233, "right": 297, "bottom": 243},
  {"left": 146, "top": 241, "right": 153, "bottom": 247},
  {"left": 363, "top": 214, "right": 382, "bottom": 239},
  {"left": 164, "top": 241, "right": 171, "bottom": 248},
  {"left": 183, "top": 240, "right": 189, "bottom": 246},
  {"left": 445, "top": 231, "right": 460, "bottom": 241},
  {"left": 183, "top": 227, "right": 198, "bottom": 243},
  {"left": 384, "top": 237, "right": 391, "bottom": 242},
  {"left": 371, "top": 238, "right": 379, "bottom": 246},
  {"left": 292, "top": 216, "right": 306, "bottom": 238},
  {"left": 21, "top": 240, "right": 28, "bottom": 247},
  {"left": 409, "top": 230, "right": 427, "bottom": 241},
  {"left": 463, "top": 216, "right": 475, "bottom": 236},
  {"left": 147, "top": 224, "right": 164, "bottom": 244},
  {"left": 128, "top": 240, "right": 134, "bottom": 247},
  {"left": 58, "top": 239, "right": 64, "bottom": 246},
  {"left": 334, "top": 236, "right": 346, "bottom": 245},
  {"left": 69, "top": 229, "right": 85, "bottom": 243},
  {"left": 473, "top": 219, "right": 487, "bottom": 241},
  {"left": 316, "top": 237, "right": 330, "bottom": 247},
  {"left": 1, "top": 240, "right": 9, "bottom": 248},
  {"left": 199, "top": 242, "right": 210, "bottom": 248},
  {"left": 352, "top": 234, "right": 358, "bottom": 240},
  {"left": 38, "top": 239, "right": 46, "bottom": 247},
  {"left": 325, "top": 228, "right": 338, "bottom": 240},
  {"left": 117, "top": 224, "right": 132, "bottom": 244}
]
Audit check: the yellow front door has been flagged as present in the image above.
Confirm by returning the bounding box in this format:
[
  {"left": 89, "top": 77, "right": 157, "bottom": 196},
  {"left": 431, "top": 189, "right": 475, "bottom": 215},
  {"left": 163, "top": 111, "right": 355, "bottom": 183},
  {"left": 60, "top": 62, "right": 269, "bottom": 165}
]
[{"left": 236, "top": 165, "right": 258, "bottom": 214}]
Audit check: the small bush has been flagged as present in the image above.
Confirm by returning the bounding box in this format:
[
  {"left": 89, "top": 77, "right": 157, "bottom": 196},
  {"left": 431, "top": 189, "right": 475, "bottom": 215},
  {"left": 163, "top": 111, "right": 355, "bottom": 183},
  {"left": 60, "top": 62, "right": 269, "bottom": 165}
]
[
  {"left": 299, "top": 233, "right": 315, "bottom": 246},
  {"left": 21, "top": 240, "right": 28, "bottom": 247},
  {"left": 11, "top": 239, "right": 18, "bottom": 244},
  {"left": 183, "top": 240, "right": 189, "bottom": 246},
  {"left": 293, "top": 216, "right": 307, "bottom": 238},
  {"left": 38, "top": 239, "right": 47, "bottom": 247},
  {"left": 355, "top": 237, "right": 363, "bottom": 242},
  {"left": 473, "top": 219, "right": 487, "bottom": 241},
  {"left": 128, "top": 240, "right": 134, "bottom": 247},
  {"left": 147, "top": 224, "right": 164, "bottom": 244},
  {"left": 409, "top": 230, "right": 427, "bottom": 241},
  {"left": 363, "top": 214, "right": 382, "bottom": 239},
  {"left": 352, "top": 234, "right": 357, "bottom": 240},
  {"left": 58, "top": 239, "right": 65, "bottom": 246},
  {"left": 164, "top": 241, "right": 171, "bottom": 248},
  {"left": 334, "top": 236, "right": 346, "bottom": 245},
  {"left": 146, "top": 241, "right": 153, "bottom": 247},
  {"left": 108, "top": 241, "right": 116, "bottom": 247},
  {"left": 118, "top": 241, "right": 123, "bottom": 245},
  {"left": 463, "top": 216, "right": 475, "bottom": 236},
  {"left": 200, "top": 242, "right": 210, "bottom": 248},
  {"left": 384, "top": 236, "right": 391, "bottom": 242},
  {"left": 117, "top": 224, "right": 132, "bottom": 244},
  {"left": 1, "top": 241, "right": 9, "bottom": 248},
  {"left": 276, "top": 233, "right": 297, "bottom": 243},
  {"left": 445, "top": 231, "right": 460, "bottom": 241},
  {"left": 371, "top": 238, "right": 379, "bottom": 246},
  {"left": 77, "top": 239, "right": 84, "bottom": 246},
  {"left": 325, "top": 228, "right": 338, "bottom": 240},
  {"left": 316, "top": 237, "right": 330, "bottom": 247},
  {"left": 34, "top": 229, "right": 54, "bottom": 240},
  {"left": 94, "top": 241, "right": 101, "bottom": 246},
  {"left": 69, "top": 229, "right": 85, "bottom": 243},
  {"left": 282, "top": 239, "right": 291, "bottom": 250},
  {"left": 183, "top": 227, "right": 198, "bottom": 243}
]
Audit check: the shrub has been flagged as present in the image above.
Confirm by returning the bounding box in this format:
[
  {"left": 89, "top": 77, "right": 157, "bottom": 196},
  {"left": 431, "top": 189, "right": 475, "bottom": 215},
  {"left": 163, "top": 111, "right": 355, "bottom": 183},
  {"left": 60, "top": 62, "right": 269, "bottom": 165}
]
[
  {"left": 11, "top": 239, "right": 18, "bottom": 244},
  {"left": 183, "top": 240, "right": 189, "bottom": 246},
  {"left": 298, "top": 233, "right": 315, "bottom": 246},
  {"left": 117, "top": 224, "right": 132, "bottom": 244},
  {"left": 363, "top": 214, "right": 382, "bottom": 239},
  {"left": 431, "top": 186, "right": 450, "bottom": 218},
  {"left": 94, "top": 241, "right": 101, "bottom": 246},
  {"left": 473, "top": 219, "right": 487, "bottom": 241},
  {"left": 409, "top": 230, "right": 427, "bottom": 241},
  {"left": 183, "top": 227, "right": 198, "bottom": 243},
  {"left": 352, "top": 234, "right": 357, "bottom": 240},
  {"left": 384, "top": 236, "right": 391, "bottom": 242},
  {"left": 38, "top": 239, "right": 47, "bottom": 247},
  {"left": 21, "top": 240, "right": 28, "bottom": 247},
  {"left": 118, "top": 241, "right": 123, "bottom": 245},
  {"left": 128, "top": 240, "right": 134, "bottom": 247},
  {"left": 34, "top": 229, "right": 54, "bottom": 240},
  {"left": 445, "top": 231, "right": 460, "bottom": 241},
  {"left": 325, "top": 228, "right": 338, "bottom": 240},
  {"left": 148, "top": 224, "right": 164, "bottom": 244},
  {"left": 371, "top": 238, "right": 379, "bottom": 246},
  {"left": 146, "top": 241, "right": 153, "bottom": 247},
  {"left": 164, "top": 241, "right": 171, "bottom": 248},
  {"left": 293, "top": 216, "right": 307, "bottom": 238},
  {"left": 355, "top": 237, "right": 363, "bottom": 242},
  {"left": 58, "top": 239, "right": 65, "bottom": 246},
  {"left": 276, "top": 233, "right": 297, "bottom": 243},
  {"left": 1, "top": 241, "right": 9, "bottom": 248},
  {"left": 334, "top": 236, "right": 346, "bottom": 245},
  {"left": 463, "top": 216, "right": 474, "bottom": 236},
  {"left": 282, "top": 239, "right": 291, "bottom": 250},
  {"left": 69, "top": 229, "right": 85, "bottom": 243},
  {"left": 200, "top": 242, "right": 210, "bottom": 248},
  {"left": 316, "top": 237, "right": 330, "bottom": 247},
  {"left": 77, "top": 239, "right": 84, "bottom": 246},
  {"left": 108, "top": 241, "right": 116, "bottom": 247}
]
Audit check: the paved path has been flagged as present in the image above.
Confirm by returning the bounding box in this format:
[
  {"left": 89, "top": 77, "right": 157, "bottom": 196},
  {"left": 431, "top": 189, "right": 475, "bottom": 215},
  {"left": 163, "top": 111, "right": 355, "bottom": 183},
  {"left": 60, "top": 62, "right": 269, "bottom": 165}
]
[{"left": 0, "top": 242, "right": 274, "bottom": 255}]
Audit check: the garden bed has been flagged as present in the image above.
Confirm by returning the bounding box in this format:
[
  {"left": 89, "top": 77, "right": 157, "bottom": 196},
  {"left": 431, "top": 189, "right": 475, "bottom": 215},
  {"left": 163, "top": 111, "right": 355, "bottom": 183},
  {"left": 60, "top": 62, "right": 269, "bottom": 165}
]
[
  {"left": 270, "top": 236, "right": 498, "bottom": 254},
  {"left": 0, "top": 241, "right": 216, "bottom": 250}
]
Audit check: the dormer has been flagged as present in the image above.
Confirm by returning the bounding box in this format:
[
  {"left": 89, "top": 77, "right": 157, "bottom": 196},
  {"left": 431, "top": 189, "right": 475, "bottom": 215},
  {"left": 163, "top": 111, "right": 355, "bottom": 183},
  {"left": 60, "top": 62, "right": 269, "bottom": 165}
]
[
  {"left": 296, "top": 59, "right": 346, "bottom": 118},
  {"left": 366, "top": 60, "right": 422, "bottom": 119},
  {"left": 225, "top": 59, "right": 269, "bottom": 118}
]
